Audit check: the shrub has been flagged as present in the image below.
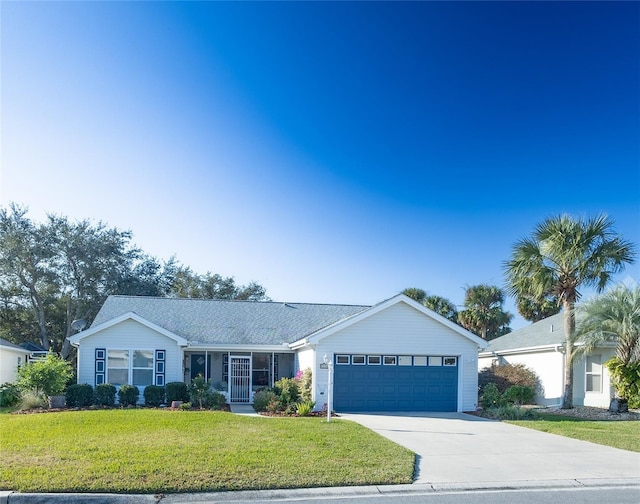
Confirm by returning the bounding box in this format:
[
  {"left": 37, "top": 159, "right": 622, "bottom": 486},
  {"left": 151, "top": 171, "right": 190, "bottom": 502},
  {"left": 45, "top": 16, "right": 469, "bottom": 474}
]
[
  {"left": 484, "top": 405, "right": 539, "bottom": 420},
  {"left": 480, "top": 383, "right": 506, "bottom": 409},
  {"left": 189, "top": 374, "right": 212, "bottom": 409},
  {"left": 95, "top": 383, "right": 117, "bottom": 406},
  {"left": 178, "top": 402, "right": 192, "bottom": 410},
  {"left": 253, "top": 389, "right": 277, "bottom": 412},
  {"left": 16, "top": 352, "right": 73, "bottom": 397},
  {"left": 503, "top": 385, "right": 535, "bottom": 406},
  {"left": 0, "top": 383, "right": 21, "bottom": 407},
  {"left": 166, "top": 381, "right": 189, "bottom": 403},
  {"left": 117, "top": 385, "right": 139, "bottom": 406},
  {"left": 479, "top": 363, "right": 540, "bottom": 394},
  {"left": 296, "top": 400, "right": 315, "bottom": 416},
  {"left": 606, "top": 358, "right": 640, "bottom": 409},
  {"left": 273, "top": 377, "right": 300, "bottom": 405},
  {"left": 295, "top": 368, "right": 313, "bottom": 403},
  {"left": 18, "top": 390, "right": 48, "bottom": 410},
  {"left": 143, "top": 385, "right": 165, "bottom": 407},
  {"left": 65, "top": 384, "right": 94, "bottom": 407},
  {"left": 208, "top": 391, "right": 227, "bottom": 410}
]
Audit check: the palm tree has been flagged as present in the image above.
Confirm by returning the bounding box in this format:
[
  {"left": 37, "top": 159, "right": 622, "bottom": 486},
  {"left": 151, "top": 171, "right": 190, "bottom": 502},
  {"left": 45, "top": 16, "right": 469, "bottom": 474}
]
[
  {"left": 423, "top": 295, "right": 459, "bottom": 323},
  {"left": 457, "top": 284, "right": 512, "bottom": 340},
  {"left": 577, "top": 284, "right": 640, "bottom": 366},
  {"left": 402, "top": 288, "right": 458, "bottom": 322},
  {"left": 504, "top": 214, "right": 636, "bottom": 408},
  {"left": 516, "top": 294, "right": 561, "bottom": 322}
]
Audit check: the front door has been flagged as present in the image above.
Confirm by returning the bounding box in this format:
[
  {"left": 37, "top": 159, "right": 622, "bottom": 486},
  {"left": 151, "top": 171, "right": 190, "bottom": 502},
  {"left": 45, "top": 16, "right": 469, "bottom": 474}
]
[
  {"left": 230, "top": 356, "right": 251, "bottom": 403},
  {"left": 190, "top": 354, "right": 211, "bottom": 381}
]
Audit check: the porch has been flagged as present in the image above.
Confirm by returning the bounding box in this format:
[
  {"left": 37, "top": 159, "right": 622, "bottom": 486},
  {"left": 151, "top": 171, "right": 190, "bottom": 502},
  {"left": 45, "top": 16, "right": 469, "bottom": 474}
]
[{"left": 183, "top": 350, "right": 295, "bottom": 404}]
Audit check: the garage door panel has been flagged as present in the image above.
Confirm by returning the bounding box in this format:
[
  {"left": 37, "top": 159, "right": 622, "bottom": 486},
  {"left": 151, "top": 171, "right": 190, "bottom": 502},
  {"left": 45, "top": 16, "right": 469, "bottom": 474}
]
[{"left": 333, "top": 355, "right": 458, "bottom": 412}]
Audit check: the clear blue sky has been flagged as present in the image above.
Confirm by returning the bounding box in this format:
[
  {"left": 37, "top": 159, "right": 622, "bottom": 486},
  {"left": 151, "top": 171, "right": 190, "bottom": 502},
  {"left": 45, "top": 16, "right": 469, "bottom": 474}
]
[{"left": 1, "top": 1, "right": 638, "bottom": 329}]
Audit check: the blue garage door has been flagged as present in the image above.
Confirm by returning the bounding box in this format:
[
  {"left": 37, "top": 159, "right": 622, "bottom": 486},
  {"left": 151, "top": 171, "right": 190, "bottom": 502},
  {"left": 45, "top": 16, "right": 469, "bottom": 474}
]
[{"left": 333, "top": 355, "right": 458, "bottom": 412}]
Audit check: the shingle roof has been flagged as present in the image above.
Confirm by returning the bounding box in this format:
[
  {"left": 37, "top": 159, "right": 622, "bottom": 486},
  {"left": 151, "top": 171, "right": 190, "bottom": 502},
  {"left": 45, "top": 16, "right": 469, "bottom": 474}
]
[
  {"left": 92, "top": 295, "right": 370, "bottom": 346},
  {"left": 0, "top": 337, "right": 30, "bottom": 352},
  {"left": 481, "top": 312, "right": 567, "bottom": 353}
]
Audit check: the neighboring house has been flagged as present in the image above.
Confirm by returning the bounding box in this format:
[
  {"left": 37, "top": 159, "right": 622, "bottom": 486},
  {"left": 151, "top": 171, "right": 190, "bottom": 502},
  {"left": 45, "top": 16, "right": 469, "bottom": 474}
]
[
  {"left": 69, "top": 293, "right": 487, "bottom": 412},
  {"left": 478, "top": 312, "right": 615, "bottom": 408},
  {"left": 0, "top": 338, "right": 30, "bottom": 383}
]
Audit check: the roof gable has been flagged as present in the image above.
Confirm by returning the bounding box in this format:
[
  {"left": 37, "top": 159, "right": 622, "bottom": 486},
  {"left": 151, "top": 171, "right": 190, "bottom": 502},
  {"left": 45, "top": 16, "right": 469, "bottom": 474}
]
[
  {"left": 68, "top": 311, "right": 188, "bottom": 346},
  {"left": 294, "top": 294, "right": 488, "bottom": 348}
]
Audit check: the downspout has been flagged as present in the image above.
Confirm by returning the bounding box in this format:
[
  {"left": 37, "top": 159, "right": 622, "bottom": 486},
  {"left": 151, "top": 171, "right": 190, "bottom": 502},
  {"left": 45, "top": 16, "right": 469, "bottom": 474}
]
[{"left": 553, "top": 344, "right": 564, "bottom": 408}]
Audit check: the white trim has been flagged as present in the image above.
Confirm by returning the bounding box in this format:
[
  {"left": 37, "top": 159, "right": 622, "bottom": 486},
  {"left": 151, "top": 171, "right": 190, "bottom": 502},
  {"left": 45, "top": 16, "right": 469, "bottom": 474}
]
[
  {"left": 186, "top": 344, "right": 294, "bottom": 353},
  {"left": 290, "top": 294, "right": 487, "bottom": 349},
  {"left": 68, "top": 312, "right": 188, "bottom": 346}
]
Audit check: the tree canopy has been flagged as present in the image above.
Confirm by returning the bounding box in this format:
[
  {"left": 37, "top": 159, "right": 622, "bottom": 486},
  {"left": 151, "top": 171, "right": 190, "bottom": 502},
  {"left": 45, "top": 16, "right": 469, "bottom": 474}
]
[
  {"left": 401, "top": 288, "right": 459, "bottom": 322},
  {"left": 504, "top": 214, "right": 636, "bottom": 408},
  {"left": 0, "top": 204, "right": 269, "bottom": 357},
  {"left": 577, "top": 284, "right": 640, "bottom": 366},
  {"left": 457, "top": 284, "right": 512, "bottom": 340}
]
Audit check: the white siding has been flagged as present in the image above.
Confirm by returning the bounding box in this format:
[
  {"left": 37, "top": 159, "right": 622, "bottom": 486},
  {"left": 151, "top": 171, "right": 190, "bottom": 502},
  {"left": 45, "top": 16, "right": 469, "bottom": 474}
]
[
  {"left": 481, "top": 350, "right": 565, "bottom": 407},
  {"left": 311, "top": 302, "right": 481, "bottom": 412},
  {"left": 0, "top": 346, "right": 30, "bottom": 383},
  {"left": 76, "top": 319, "right": 183, "bottom": 387}
]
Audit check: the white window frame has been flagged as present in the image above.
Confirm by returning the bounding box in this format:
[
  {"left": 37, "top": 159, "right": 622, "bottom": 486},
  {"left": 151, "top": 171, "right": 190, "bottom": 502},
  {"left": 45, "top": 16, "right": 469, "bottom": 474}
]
[
  {"left": 367, "top": 355, "right": 381, "bottom": 365},
  {"left": 443, "top": 357, "right": 457, "bottom": 366},
  {"left": 413, "top": 356, "right": 427, "bottom": 366},
  {"left": 383, "top": 356, "right": 397, "bottom": 366},
  {"left": 107, "top": 349, "right": 156, "bottom": 387},
  {"left": 132, "top": 349, "right": 154, "bottom": 387},
  {"left": 398, "top": 356, "right": 412, "bottom": 366},
  {"left": 336, "top": 354, "right": 350, "bottom": 365},
  {"left": 585, "top": 354, "right": 602, "bottom": 393},
  {"left": 352, "top": 355, "right": 366, "bottom": 365},
  {"left": 429, "top": 356, "right": 442, "bottom": 366}
]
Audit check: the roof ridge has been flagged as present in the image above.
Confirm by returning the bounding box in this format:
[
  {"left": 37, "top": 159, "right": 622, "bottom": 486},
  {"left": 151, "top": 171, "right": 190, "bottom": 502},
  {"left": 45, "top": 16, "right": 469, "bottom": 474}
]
[{"left": 107, "top": 294, "right": 370, "bottom": 308}]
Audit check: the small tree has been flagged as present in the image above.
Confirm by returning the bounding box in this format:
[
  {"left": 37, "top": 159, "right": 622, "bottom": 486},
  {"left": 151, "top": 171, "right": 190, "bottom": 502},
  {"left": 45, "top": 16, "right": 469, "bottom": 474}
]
[{"left": 16, "top": 352, "right": 72, "bottom": 397}]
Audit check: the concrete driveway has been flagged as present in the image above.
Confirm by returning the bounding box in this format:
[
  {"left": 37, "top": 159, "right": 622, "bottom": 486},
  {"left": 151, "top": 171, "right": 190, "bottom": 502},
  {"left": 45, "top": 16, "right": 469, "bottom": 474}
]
[{"left": 340, "top": 412, "right": 640, "bottom": 487}]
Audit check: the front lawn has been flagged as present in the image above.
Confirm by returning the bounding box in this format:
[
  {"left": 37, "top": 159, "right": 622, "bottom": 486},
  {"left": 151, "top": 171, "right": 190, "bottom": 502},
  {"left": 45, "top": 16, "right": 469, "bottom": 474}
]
[
  {"left": 507, "top": 414, "right": 640, "bottom": 452},
  {"left": 0, "top": 409, "right": 414, "bottom": 493}
]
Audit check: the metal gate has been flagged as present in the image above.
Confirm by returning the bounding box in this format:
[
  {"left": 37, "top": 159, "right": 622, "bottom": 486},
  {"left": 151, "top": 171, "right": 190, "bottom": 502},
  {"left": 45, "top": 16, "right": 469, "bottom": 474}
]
[{"left": 230, "top": 356, "right": 251, "bottom": 403}]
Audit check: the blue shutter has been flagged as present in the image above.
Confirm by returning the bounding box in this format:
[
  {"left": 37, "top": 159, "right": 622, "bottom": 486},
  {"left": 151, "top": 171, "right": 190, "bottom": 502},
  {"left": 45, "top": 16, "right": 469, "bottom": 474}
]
[
  {"left": 95, "top": 348, "right": 106, "bottom": 385},
  {"left": 155, "top": 350, "right": 166, "bottom": 386}
]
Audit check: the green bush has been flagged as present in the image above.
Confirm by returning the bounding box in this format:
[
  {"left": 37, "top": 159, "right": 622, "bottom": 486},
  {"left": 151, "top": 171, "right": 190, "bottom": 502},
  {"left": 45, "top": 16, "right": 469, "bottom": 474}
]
[
  {"left": 143, "top": 385, "right": 165, "bottom": 407},
  {"left": 484, "top": 405, "right": 539, "bottom": 420},
  {"left": 296, "top": 400, "right": 315, "bottom": 416},
  {"left": 16, "top": 352, "right": 73, "bottom": 397},
  {"left": 607, "top": 358, "right": 640, "bottom": 409},
  {"left": 479, "top": 363, "right": 540, "bottom": 394},
  {"left": 0, "top": 383, "right": 21, "bottom": 407},
  {"left": 480, "top": 383, "right": 506, "bottom": 409},
  {"left": 95, "top": 383, "right": 117, "bottom": 406},
  {"left": 296, "top": 368, "right": 313, "bottom": 403},
  {"left": 178, "top": 402, "right": 192, "bottom": 410},
  {"left": 503, "top": 385, "right": 535, "bottom": 406},
  {"left": 165, "top": 381, "right": 189, "bottom": 403},
  {"left": 189, "top": 374, "right": 211, "bottom": 409},
  {"left": 208, "top": 391, "right": 226, "bottom": 410},
  {"left": 117, "top": 385, "right": 139, "bottom": 407},
  {"left": 252, "top": 389, "right": 277, "bottom": 412},
  {"left": 65, "top": 384, "right": 94, "bottom": 407},
  {"left": 273, "top": 377, "right": 300, "bottom": 405}
]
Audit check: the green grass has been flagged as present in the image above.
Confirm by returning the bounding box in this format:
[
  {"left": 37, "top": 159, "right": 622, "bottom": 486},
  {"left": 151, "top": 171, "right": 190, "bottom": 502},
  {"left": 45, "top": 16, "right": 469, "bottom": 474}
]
[
  {"left": 508, "top": 413, "right": 640, "bottom": 452},
  {"left": 0, "top": 409, "right": 414, "bottom": 493}
]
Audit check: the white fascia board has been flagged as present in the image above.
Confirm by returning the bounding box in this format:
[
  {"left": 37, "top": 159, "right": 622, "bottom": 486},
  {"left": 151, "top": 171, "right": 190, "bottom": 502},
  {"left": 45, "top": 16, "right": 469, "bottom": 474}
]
[
  {"left": 67, "top": 311, "right": 188, "bottom": 347},
  {"left": 479, "top": 341, "right": 618, "bottom": 358},
  {"left": 479, "top": 345, "right": 558, "bottom": 357},
  {"left": 185, "top": 344, "right": 295, "bottom": 353},
  {"left": 304, "top": 294, "right": 488, "bottom": 348}
]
